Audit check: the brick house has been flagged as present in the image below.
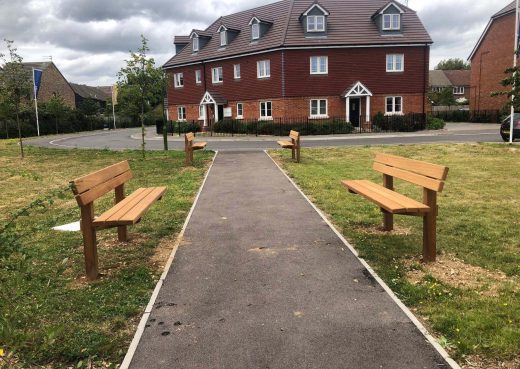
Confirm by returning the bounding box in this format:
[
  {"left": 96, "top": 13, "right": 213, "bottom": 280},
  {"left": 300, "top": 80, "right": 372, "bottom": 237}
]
[
  {"left": 22, "top": 62, "right": 76, "bottom": 109},
  {"left": 469, "top": 1, "right": 517, "bottom": 111},
  {"left": 164, "top": 0, "right": 432, "bottom": 128},
  {"left": 429, "top": 70, "right": 470, "bottom": 105},
  {"left": 70, "top": 83, "right": 110, "bottom": 109}
]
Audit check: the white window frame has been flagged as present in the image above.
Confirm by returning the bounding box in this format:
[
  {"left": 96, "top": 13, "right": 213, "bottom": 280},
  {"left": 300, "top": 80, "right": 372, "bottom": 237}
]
[
  {"left": 236, "top": 103, "right": 244, "bottom": 119},
  {"left": 220, "top": 30, "right": 227, "bottom": 46},
  {"left": 257, "top": 60, "right": 270, "bottom": 79},
  {"left": 453, "top": 86, "right": 465, "bottom": 95},
  {"left": 310, "top": 56, "right": 328, "bottom": 75},
  {"left": 382, "top": 14, "right": 400, "bottom": 30},
  {"left": 252, "top": 23, "right": 260, "bottom": 40},
  {"left": 307, "top": 15, "right": 325, "bottom": 32},
  {"left": 192, "top": 37, "right": 199, "bottom": 52},
  {"left": 386, "top": 54, "right": 404, "bottom": 72},
  {"left": 198, "top": 105, "right": 205, "bottom": 120},
  {"left": 309, "top": 99, "right": 328, "bottom": 118},
  {"left": 177, "top": 106, "right": 187, "bottom": 121},
  {"left": 385, "top": 96, "right": 403, "bottom": 115},
  {"left": 234, "top": 64, "right": 241, "bottom": 79},
  {"left": 195, "top": 70, "right": 202, "bottom": 84},
  {"left": 212, "top": 67, "right": 223, "bottom": 84},
  {"left": 259, "top": 101, "right": 272, "bottom": 120},
  {"left": 174, "top": 73, "right": 184, "bottom": 88}
]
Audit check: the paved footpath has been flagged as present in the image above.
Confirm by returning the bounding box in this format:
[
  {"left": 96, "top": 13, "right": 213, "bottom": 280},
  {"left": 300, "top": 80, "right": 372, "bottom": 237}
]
[{"left": 127, "top": 152, "right": 452, "bottom": 369}]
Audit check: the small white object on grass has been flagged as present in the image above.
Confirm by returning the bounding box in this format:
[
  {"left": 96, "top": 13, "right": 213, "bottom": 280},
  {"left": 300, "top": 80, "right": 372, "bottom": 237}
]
[{"left": 53, "top": 221, "right": 81, "bottom": 232}]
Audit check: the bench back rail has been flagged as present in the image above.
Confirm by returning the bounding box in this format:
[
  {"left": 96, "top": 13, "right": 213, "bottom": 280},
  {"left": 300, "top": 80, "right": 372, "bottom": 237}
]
[{"left": 289, "top": 130, "right": 300, "bottom": 145}]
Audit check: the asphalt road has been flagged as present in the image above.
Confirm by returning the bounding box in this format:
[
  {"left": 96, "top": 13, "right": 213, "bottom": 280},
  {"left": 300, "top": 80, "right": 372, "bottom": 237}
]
[{"left": 28, "top": 124, "right": 503, "bottom": 151}]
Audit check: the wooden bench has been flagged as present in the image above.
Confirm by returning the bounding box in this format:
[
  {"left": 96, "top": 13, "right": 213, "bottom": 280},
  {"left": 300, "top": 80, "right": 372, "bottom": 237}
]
[
  {"left": 277, "top": 130, "right": 301, "bottom": 163},
  {"left": 342, "top": 153, "right": 449, "bottom": 262},
  {"left": 70, "top": 161, "right": 166, "bottom": 280},
  {"left": 185, "top": 132, "right": 207, "bottom": 166}
]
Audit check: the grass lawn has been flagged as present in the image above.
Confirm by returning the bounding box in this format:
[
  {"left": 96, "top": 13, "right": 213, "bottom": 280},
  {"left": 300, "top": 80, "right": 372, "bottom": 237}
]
[
  {"left": 270, "top": 143, "right": 520, "bottom": 368},
  {"left": 0, "top": 140, "right": 213, "bottom": 368}
]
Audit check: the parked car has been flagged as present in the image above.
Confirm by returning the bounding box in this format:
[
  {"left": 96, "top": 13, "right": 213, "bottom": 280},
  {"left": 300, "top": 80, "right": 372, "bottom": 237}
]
[{"left": 500, "top": 113, "right": 520, "bottom": 141}]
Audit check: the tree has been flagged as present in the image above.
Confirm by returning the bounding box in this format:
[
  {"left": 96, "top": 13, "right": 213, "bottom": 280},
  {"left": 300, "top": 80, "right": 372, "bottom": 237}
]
[
  {"left": 0, "top": 39, "right": 32, "bottom": 158},
  {"left": 491, "top": 65, "right": 520, "bottom": 111},
  {"left": 117, "top": 35, "right": 166, "bottom": 158},
  {"left": 434, "top": 58, "right": 470, "bottom": 70},
  {"left": 46, "top": 95, "right": 68, "bottom": 134},
  {"left": 428, "top": 87, "right": 456, "bottom": 107}
]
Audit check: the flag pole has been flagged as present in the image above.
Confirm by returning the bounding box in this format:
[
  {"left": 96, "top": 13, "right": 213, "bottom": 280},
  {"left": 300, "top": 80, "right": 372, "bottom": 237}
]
[
  {"left": 510, "top": 0, "right": 519, "bottom": 144},
  {"left": 112, "top": 101, "right": 116, "bottom": 129},
  {"left": 32, "top": 68, "right": 40, "bottom": 136}
]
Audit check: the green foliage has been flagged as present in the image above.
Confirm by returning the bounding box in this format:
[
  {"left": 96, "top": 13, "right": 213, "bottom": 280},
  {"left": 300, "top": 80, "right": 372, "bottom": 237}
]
[
  {"left": 117, "top": 35, "right": 167, "bottom": 158},
  {"left": 0, "top": 39, "right": 32, "bottom": 157},
  {"left": 45, "top": 95, "right": 70, "bottom": 134},
  {"left": 77, "top": 98, "right": 101, "bottom": 117},
  {"left": 434, "top": 58, "right": 470, "bottom": 70},
  {"left": 492, "top": 65, "right": 520, "bottom": 111},
  {"left": 428, "top": 87, "right": 456, "bottom": 107},
  {"left": 426, "top": 116, "right": 446, "bottom": 130}
]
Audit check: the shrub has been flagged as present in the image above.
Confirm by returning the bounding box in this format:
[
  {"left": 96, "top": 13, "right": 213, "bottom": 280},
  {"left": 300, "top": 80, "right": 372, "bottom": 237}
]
[{"left": 427, "top": 116, "right": 446, "bottom": 130}]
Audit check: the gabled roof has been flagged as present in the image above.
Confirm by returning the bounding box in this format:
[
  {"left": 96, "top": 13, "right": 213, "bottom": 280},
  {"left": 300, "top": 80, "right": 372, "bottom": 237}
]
[
  {"left": 248, "top": 15, "right": 274, "bottom": 25},
  {"left": 218, "top": 24, "right": 240, "bottom": 33},
  {"left": 443, "top": 70, "right": 470, "bottom": 87},
  {"left": 190, "top": 30, "right": 212, "bottom": 38},
  {"left": 374, "top": 1, "right": 405, "bottom": 17},
  {"left": 70, "top": 83, "right": 110, "bottom": 101},
  {"left": 200, "top": 91, "right": 227, "bottom": 105},
  {"left": 174, "top": 36, "right": 190, "bottom": 44},
  {"left": 342, "top": 81, "right": 373, "bottom": 97},
  {"left": 429, "top": 70, "right": 452, "bottom": 87},
  {"left": 164, "top": 0, "right": 432, "bottom": 69},
  {"left": 301, "top": 2, "right": 330, "bottom": 17},
  {"left": 468, "top": 1, "right": 515, "bottom": 60}
]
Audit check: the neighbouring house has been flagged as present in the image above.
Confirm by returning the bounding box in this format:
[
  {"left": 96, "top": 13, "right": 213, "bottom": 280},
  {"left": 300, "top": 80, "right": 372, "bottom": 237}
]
[
  {"left": 429, "top": 69, "right": 470, "bottom": 108},
  {"left": 22, "top": 62, "right": 76, "bottom": 109},
  {"left": 163, "top": 0, "right": 432, "bottom": 128},
  {"left": 469, "top": 1, "right": 517, "bottom": 111},
  {"left": 70, "top": 83, "right": 110, "bottom": 109}
]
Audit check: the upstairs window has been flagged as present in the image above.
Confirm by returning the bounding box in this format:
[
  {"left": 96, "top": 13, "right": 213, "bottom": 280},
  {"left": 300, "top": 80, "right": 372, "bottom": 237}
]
[
  {"left": 257, "top": 60, "right": 270, "bottom": 78},
  {"left": 220, "top": 30, "right": 227, "bottom": 46},
  {"left": 383, "top": 14, "right": 400, "bottom": 30},
  {"left": 195, "top": 70, "right": 202, "bottom": 84},
  {"left": 453, "top": 86, "right": 465, "bottom": 95},
  {"left": 386, "top": 54, "right": 404, "bottom": 72},
  {"left": 174, "top": 73, "right": 184, "bottom": 88},
  {"left": 234, "top": 64, "right": 241, "bottom": 79},
  {"left": 307, "top": 15, "right": 325, "bottom": 32},
  {"left": 212, "top": 67, "right": 223, "bottom": 83},
  {"left": 252, "top": 23, "right": 260, "bottom": 40},
  {"left": 310, "top": 56, "right": 328, "bottom": 74},
  {"left": 192, "top": 36, "right": 199, "bottom": 52}
]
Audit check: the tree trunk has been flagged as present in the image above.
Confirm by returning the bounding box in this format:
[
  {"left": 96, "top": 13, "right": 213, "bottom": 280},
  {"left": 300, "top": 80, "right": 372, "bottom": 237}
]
[{"left": 16, "top": 108, "right": 24, "bottom": 158}]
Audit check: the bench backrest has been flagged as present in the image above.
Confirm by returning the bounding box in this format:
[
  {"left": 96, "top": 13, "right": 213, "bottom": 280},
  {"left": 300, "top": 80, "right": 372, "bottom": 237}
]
[
  {"left": 289, "top": 130, "right": 300, "bottom": 143},
  {"left": 373, "top": 153, "right": 448, "bottom": 192},
  {"left": 71, "top": 161, "right": 133, "bottom": 206},
  {"left": 185, "top": 132, "right": 195, "bottom": 143}
]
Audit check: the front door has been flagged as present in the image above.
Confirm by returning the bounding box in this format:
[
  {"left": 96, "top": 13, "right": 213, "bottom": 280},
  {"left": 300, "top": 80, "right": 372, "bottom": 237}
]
[
  {"left": 349, "top": 98, "right": 360, "bottom": 127},
  {"left": 217, "top": 105, "right": 224, "bottom": 122}
]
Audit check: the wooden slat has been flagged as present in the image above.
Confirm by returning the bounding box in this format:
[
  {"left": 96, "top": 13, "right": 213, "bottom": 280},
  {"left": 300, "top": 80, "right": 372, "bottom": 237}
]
[
  {"left": 93, "top": 187, "right": 166, "bottom": 227},
  {"left": 75, "top": 170, "right": 133, "bottom": 206},
  {"left": 192, "top": 142, "right": 207, "bottom": 150},
  {"left": 72, "top": 161, "right": 131, "bottom": 194},
  {"left": 289, "top": 130, "right": 300, "bottom": 140},
  {"left": 277, "top": 140, "right": 294, "bottom": 148},
  {"left": 375, "top": 153, "right": 448, "bottom": 180},
  {"left": 342, "top": 180, "right": 430, "bottom": 214},
  {"left": 93, "top": 188, "right": 148, "bottom": 223},
  {"left": 373, "top": 162, "right": 445, "bottom": 192},
  {"left": 186, "top": 132, "right": 195, "bottom": 141}
]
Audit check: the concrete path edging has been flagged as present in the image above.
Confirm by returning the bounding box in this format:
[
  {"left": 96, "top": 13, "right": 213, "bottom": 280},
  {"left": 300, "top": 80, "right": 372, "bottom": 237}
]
[
  {"left": 264, "top": 150, "right": 461, "bottom": 369},
  {"left": 119, "top": 151, "right": 219, "bottom": 369}
]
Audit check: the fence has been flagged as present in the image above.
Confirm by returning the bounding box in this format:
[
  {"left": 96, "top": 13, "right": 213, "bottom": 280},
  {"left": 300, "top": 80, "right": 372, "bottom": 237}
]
[
  {"left": 429, "top": 110, "right": 501, "bottom": 123},
  {"left": 158, "top": 113, "right": 427, "bottom": 137}
]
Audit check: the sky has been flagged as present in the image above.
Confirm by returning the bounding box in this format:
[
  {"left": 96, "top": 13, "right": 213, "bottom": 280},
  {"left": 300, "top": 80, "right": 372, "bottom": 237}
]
[{"left": 0, "top": 0, "right": 512, "bottom": 86}]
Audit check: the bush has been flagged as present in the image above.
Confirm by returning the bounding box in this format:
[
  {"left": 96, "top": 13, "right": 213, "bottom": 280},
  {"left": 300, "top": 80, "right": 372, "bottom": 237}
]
[
  {"left": 427, "top": 116, "right": 446, "bottom": 130},
  {"left": 372, "top": 112, "right": 426, "bottom": 132}
]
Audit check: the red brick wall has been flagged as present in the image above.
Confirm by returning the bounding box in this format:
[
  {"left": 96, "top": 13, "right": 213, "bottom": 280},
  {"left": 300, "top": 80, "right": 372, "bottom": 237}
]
[
  {"left": 38, "top": 63, "right": 76, "bottom": 109},
  {"left": 470, "top": 13, "right": 515, "bottom": 111}
]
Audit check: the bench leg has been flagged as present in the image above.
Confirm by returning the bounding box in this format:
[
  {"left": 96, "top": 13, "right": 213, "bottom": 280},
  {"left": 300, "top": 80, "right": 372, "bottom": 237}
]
[
  {"left": 185, "top": 149, "right": 190, "bottom": 166},
  {"left": 80, "top": 203, "right": 99, "bottom": 280},
  {"left": 291, "top": 147, "right": 295, "bottom": 160},
  {"left": 423, "top": 189, "right": 437, "bottom": 262},
  {"left": 190, "top": 149, "right": 194, "bottom": 165},
  {"left": 382, "top": 210, "right": 393, "bottom": 231},
  {"left": 115, "top": 185, "right": 128, "bottom": 242},
  {"left": 296, "top": 147, "right": 300, "bottom": 163}
]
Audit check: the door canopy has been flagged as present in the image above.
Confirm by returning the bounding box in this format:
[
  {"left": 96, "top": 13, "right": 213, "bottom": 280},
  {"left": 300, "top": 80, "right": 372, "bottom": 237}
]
[
  {"left": 200, "top": 91, "right": 227, "bottom": 105},
  {"left": 342, "top": 82, "right": 372, "bottom": 97}
]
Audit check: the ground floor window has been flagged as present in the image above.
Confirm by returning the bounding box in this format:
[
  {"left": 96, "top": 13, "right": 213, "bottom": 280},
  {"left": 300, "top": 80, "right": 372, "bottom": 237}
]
[
  {"left": 178, "top": 106, "right": 186, "bottom": 121},
  {"left": 310, "top": 99, "right": 327, "bottom": 118},
  {"left": 385, "top": 96, "right": 403, "bottom": 115},
  {"left": 236, "top": 103, "right": 244, "bottom": 118},
  {"left": 260, "top": 101, "right": 272, "bottom": 119},
  {"left": 198, "top": 105, "right": 205, "bottom": 120}
]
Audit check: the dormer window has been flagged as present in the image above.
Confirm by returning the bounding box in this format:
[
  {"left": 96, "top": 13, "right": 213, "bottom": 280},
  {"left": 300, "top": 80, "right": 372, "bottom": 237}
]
[
  {"left": 220, "top": 30, "right": 227, "bottom": 46},
  {"left": 383, "top": 13, "right": 400, "bottom": 30},
  {"left": 252, "top": 23, "right": 260, "bottom": 40},
  {"left": 307, "top": 15, "right": 325, "bottom": 32},
  {"left": 192, "top": 36, "right": 199, "bottom": 52}
]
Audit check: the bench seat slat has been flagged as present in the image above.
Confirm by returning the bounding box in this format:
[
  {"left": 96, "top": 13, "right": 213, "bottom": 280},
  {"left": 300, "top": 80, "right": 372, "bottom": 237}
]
[
  {"left": 192, "top": 142, "right": 207, "bottom": 150},
  {"left": 277, "top": 140, "right": 294, "bottom": 148},
  {"left": 342, "top": 180, "right": 430, "bottom": 214},
  {"left": 93, "top": 186, "right": 166, "bottom": 227}
]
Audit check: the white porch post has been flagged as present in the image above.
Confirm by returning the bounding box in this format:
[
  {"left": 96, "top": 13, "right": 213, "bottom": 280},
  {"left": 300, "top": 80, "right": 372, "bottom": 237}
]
[
  {"left": 214, "top": 103, "right": 218, "bottom": 122},
  {"left": 346, "top": 97, "right": 350, "bottom": 122},
  {"left": 203, "top": 105, "right": 207, "bottom": 127},
  {"left": 366, "top": 96, "right": 371, "bottom": 122}
]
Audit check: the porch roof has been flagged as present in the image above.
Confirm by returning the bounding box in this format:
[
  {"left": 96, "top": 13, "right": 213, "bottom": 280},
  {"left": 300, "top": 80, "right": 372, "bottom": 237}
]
[{"left": 200, "top": 91, "right": 227, "bottom": 105}]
